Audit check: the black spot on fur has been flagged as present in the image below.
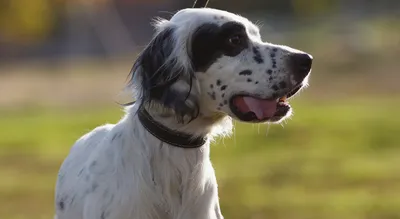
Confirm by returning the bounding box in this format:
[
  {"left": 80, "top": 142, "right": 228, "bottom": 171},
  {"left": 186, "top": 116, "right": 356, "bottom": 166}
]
[
  {"left": 219, "top": 103, "right": 224, "bottom": 107},
  {"left": 216, "top": 80, "right": 221, "bottom": 86},
  {"left": 220, "top": 85, "right": 227, "bottom": 91},
  {"left": 270, "top": 53, "right": 276, "bottom": 58},
  {"left": 266, "top": 69, "right": 272, "bottom": 75},
  {"left": 208, "top": 92, "right": 216, "bottom": 100},
  {"left": 210, "top": 84, "right": 214, "bottom": 89},
  {"left": 111, "top": 133, "right": 119, "bottom": 141},
  {"left": 269, "top": 76, "right": 273, "bottom": 81},
  {"left": 221, "top": 93, "right": 225, "bottom": 98},
  {"left": 224, "top": 100, "right": 228, "bottom": 105},
  {"left": 255, "top": 81, "right": 259, "bottom": 84},
  {"left": 272, "top": 48, "right": 278, "bottom": 52},
  {"left": 279, "top": 81, "right": 287, "bottom": 89},
  {"left": 272, "top": 84, "right": 279, "bottom": 91},
  {"left": 58, "top": 200, "right": 65, "bottom": 211},
  {"left": 253, "top": 47, "right": 264, "bottom": 64},
  {"left": 239, "top": 70, "right": 252, "bottom": 75},
  {"left": 78, "top": 168, "right": 84, "bottom": 177},
  {"left": 247, "top": 78, "right": 252, "bottom": 82}
]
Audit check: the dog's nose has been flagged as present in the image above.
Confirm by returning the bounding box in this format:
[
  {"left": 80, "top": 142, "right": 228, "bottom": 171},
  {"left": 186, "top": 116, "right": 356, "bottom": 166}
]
[{"left": 290, "top": 53, "right": 313, "bottom": 82}]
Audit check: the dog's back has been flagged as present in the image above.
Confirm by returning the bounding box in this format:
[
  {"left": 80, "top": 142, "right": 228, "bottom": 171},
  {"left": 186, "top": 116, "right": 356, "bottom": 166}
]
[{"left": 55, "top": 124, "right": 114, "bottom": 219}]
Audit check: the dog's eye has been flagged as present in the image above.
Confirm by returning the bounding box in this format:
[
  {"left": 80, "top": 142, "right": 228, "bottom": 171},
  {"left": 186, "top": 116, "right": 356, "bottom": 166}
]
[{"left": 228, "top": 34, "right": 242, "bottom": 46}]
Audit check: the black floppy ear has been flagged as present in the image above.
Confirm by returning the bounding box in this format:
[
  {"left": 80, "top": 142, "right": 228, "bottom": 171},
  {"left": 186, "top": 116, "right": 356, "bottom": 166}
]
[{"left": 129, "top": 26, "right": 199, "bottom": 122}]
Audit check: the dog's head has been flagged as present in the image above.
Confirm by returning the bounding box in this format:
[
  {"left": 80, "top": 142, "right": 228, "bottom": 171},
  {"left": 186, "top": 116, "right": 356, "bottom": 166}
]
[{"left": 130, "top": 8, "right": 312, "bottom": 124}]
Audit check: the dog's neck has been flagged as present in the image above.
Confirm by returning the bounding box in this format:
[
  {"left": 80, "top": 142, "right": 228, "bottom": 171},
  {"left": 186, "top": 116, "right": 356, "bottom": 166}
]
[{"left": 131, "top": 103, "right": 233, "bottom": 141}]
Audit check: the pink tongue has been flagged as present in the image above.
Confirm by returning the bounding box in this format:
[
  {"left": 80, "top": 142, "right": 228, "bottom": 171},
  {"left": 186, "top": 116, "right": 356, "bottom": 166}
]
[{"left": 234, "top": 96, "right": 277, "bottom": 120}]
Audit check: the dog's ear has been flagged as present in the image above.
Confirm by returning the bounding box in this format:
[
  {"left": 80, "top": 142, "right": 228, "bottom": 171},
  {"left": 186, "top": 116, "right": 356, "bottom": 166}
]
[{"left": 129, "top": 26, "right": 200, "bottom": 122}]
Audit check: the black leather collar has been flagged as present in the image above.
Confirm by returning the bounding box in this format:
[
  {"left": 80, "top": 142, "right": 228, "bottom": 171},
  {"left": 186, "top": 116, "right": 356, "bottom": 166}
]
[{"left": 138, "top": 107, "right": 207, "bottom": 148}]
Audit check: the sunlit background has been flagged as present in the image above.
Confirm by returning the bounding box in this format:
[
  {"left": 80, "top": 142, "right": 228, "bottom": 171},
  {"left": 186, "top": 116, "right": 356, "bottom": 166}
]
[{"left": 1, "top": 0, "right": 400, "bottom": 218}]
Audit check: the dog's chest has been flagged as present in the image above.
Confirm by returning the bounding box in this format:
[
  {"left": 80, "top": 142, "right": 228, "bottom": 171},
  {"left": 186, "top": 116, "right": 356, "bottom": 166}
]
[{"left": 147, "top": 146, "right": 210, "bottom": 215}]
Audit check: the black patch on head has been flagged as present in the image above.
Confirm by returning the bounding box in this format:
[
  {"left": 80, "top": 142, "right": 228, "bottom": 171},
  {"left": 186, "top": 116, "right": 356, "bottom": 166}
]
[
  {"left": 220, "top": 85, "right": 227, "bottom": 91},
  {"left": 272, "top": 84, "right": 279, "bottom": 91},
  {"left": 129, "top": 27, "right": 199, "bottom": 122},
  {"left": 266, "top": 69, "right": 272, "bottom": 74},
  {"left": 191, "top": 21, "right": 249, "bottom": 72},
  {"left": 216, "top": 80, "right": 221, "bottom": 86},
  {"left": 253, "top": 47, "right": 264, "bottom": 64},
  {"left": 279, "top": 81, "right": 287, "bottom": 89},
  {"left": 247, "top": 78, "right": 252, "bottom": 82},
  {"left": 239, "top": 70, "right": 252, "bottom": 75},
  {"left": 208, "top": 92, "right": 216, "bottom": 100}
]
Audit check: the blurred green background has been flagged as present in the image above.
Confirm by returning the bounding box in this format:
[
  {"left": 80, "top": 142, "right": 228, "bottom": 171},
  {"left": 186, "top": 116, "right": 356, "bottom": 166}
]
[{"left": 1, "top": 0, "right": 400, "bottom": 219}]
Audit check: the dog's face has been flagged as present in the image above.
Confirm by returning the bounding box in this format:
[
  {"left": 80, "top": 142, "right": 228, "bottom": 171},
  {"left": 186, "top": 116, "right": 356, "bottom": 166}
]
[{"left": 130, "top": 8, "right": 312, "bottom": 124}]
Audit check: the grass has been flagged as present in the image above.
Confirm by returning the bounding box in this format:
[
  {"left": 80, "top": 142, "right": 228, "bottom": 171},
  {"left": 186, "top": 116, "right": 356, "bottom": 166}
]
[{"left": 1, "top": 98, "right": 400, "bottom": 219}]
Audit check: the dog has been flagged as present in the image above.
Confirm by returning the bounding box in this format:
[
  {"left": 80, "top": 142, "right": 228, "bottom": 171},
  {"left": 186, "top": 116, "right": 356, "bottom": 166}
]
[{"left": 55, "top": 8, "right": 312, "bottom": 219}]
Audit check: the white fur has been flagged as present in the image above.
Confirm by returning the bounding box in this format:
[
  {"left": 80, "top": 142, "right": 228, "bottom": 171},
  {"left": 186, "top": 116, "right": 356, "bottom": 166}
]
[
  {"left": 56, "top": 104, "right": 223, "bottom": 219},
  {"left": 55, "top": 8, "right": 311, "bottom": 219}
]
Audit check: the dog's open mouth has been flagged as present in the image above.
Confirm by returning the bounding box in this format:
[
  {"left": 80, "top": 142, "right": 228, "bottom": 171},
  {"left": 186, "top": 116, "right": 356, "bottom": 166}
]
[{"left": 229, "top": 84, "right": 303, "bottom": 122}]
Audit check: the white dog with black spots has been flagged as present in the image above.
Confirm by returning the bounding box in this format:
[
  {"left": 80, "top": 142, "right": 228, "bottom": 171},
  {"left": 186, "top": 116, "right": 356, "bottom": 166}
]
[{"left": 55, "top": 8, "right": 312, "bottom": 219}]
